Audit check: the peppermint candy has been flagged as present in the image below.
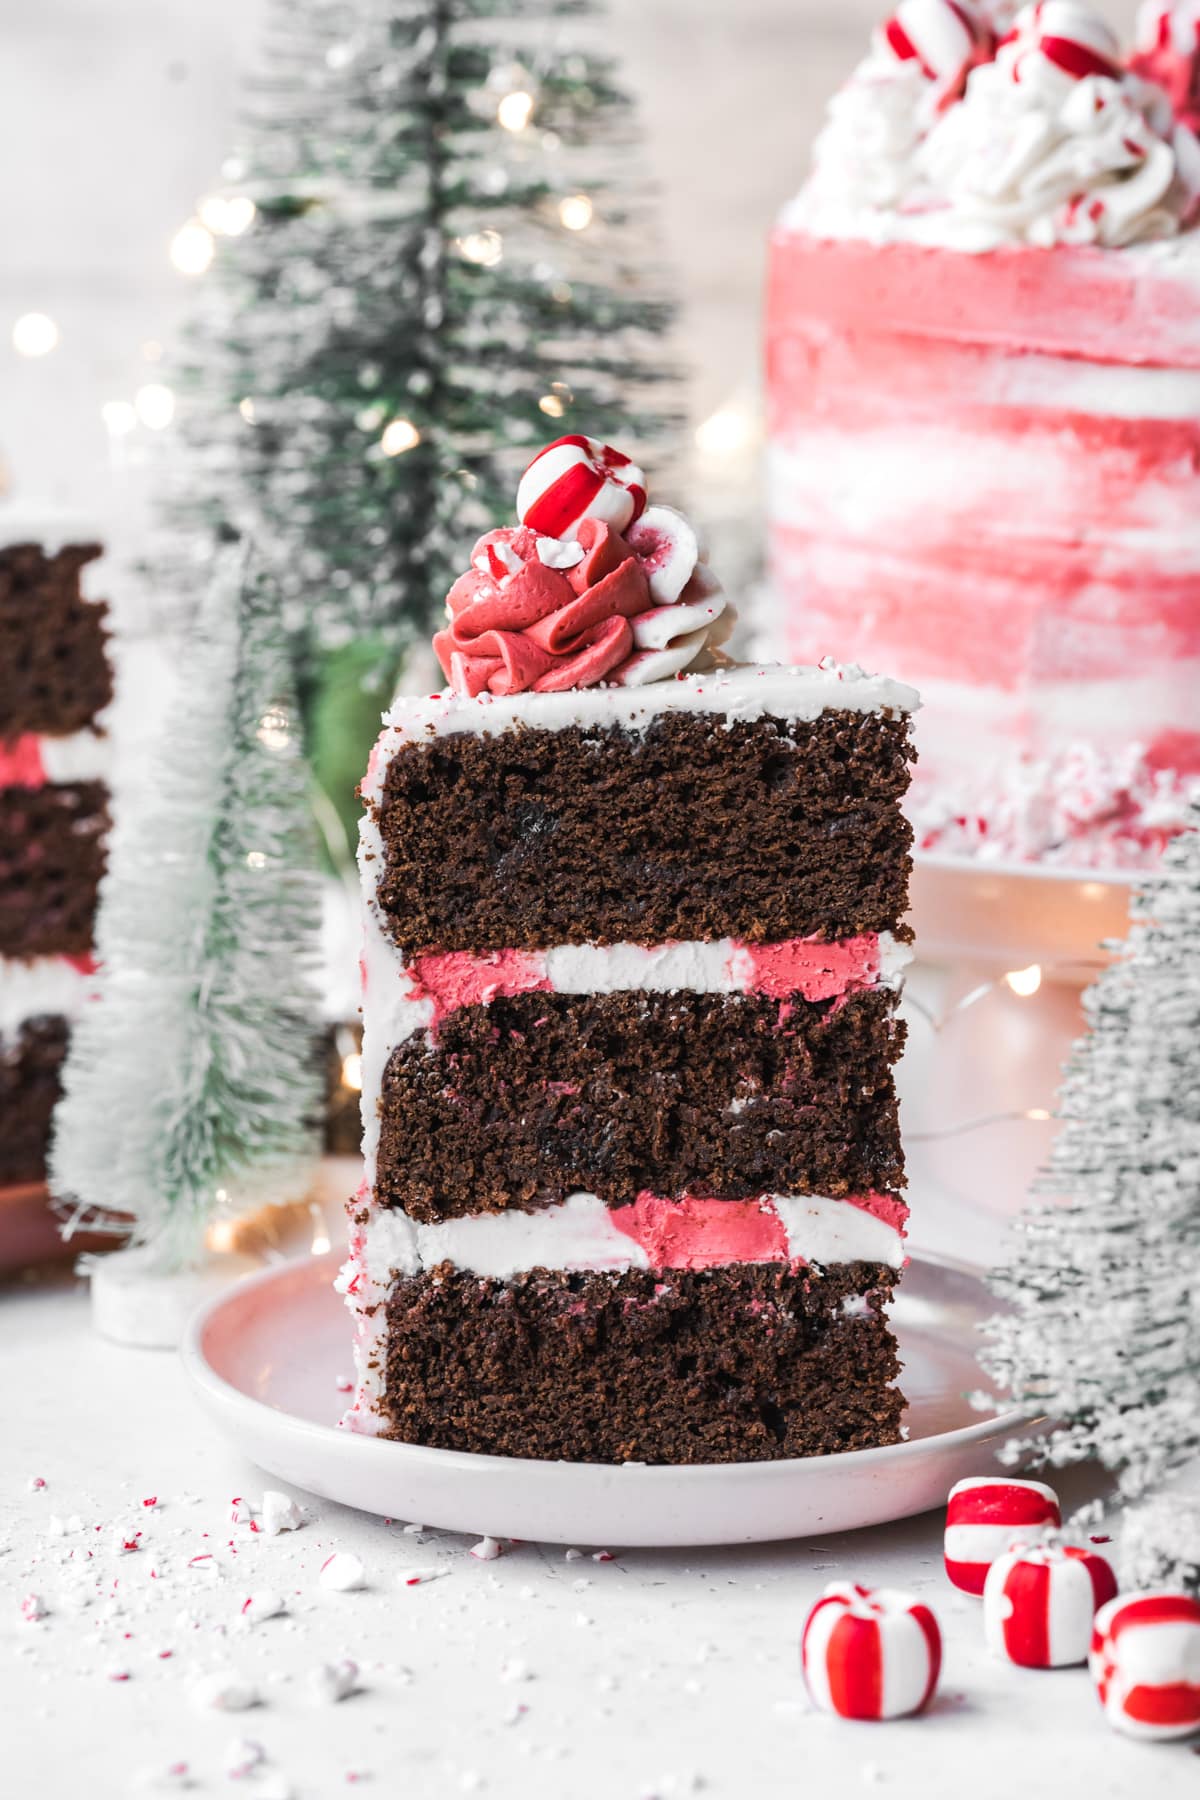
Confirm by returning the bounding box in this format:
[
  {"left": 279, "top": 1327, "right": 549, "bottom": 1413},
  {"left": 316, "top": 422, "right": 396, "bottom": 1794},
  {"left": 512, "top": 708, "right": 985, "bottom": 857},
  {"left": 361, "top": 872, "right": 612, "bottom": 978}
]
[
  {"left": 881, "top": 0, "right": 993, "bottom": 82},
  {"left": 1089, "top": 1591, "right": 1200, "bottom": 1741},
  {"left": 983, "top": 1539, "right": 1118, "bottom": 1667},
  {"left": 944, "top": 1476, "right": 1062, "bottom": 1595},
  {"left": 516, "top": 435, "right": 647, "bottom": 540},
  {"left": 1010, "top": 2, "right": 1123, "bottom": 83},
  {"left": 801, "top": 1583, "right": 942, "bottom": 1720}
]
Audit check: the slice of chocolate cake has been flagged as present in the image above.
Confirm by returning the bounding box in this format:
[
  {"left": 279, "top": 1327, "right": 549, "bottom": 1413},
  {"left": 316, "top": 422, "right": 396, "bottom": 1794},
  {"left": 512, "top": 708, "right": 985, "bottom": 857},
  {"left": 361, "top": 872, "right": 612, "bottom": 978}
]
[
  {"left": 340, "top": 434, "right": 918, "bottom": 1464},
  {"left": 0, "top": 530, "right": 113, "bottom": 1189}
]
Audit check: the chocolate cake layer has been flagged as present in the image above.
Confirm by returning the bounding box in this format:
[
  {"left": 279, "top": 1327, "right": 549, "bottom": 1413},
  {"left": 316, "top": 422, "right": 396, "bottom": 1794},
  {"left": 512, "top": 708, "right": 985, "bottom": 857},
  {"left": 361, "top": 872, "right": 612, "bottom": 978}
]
[
  {"left": 0, "top": 782, "right": 110, "bottom": 958},
  {"left": 373, "top": 708, "right": 914, "bottom": 954},
  {"left": 0, "top": 543, "right": 112, "bottom": 737},
  {"left": 379, "top": 1260, "right": 903, "bottom": 1463},
  {"left": 376, "top": 987, "right": 904, "bottom": 1218},
  {"left": 0, "top": 1013, "right": 68, "bottom": 1187}
]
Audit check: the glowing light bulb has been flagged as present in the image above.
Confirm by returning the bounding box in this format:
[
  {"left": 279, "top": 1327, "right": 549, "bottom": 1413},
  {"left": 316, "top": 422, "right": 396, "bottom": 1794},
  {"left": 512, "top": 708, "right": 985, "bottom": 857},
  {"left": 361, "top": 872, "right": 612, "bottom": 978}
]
[
  {"left": 538, "top": 394, "right": 565, "bottom": 418},
  {"left": 458, "top": 230, "right": 503, "bottom": 267},
  {"left": 695, "top": 405, "right": 753, "bottom": 457},
  {"left": 101, "top": 401, "right": 137, "bottom": 438},
  {"left": 12, "top": 313, "right": 59, "bottom": 357},
  {"left": 207, "top": 1218, "right": 239, "bottom": 1253},
  {"left": 311, "top": 1227, "right": 332, "bottom": 1256},
  {"left": 169, "top": 220, "right": 214, "bottom": 275},
  {"left": 135, "top": 383, "right": 175, "bottom": 430},
  {"left": 380, "top": 417, "right": 421, "bottom": 456},
  {"left": 222, "top": 196, "right": 256, "bottom": 237},
  {"left": 245, "top": 850, "right": 268, "bottom": 870},
  {"left": 1027, "top": 1108, "right": 1052, "bottom": 1122},
  {"left": 341, "top": 1052, "right": 363, "bottom": 1091},
  {"left": 497, "top": 90, "right": 534, "bottom": 131},
  {"left": 558, "top": 194, "right": 594, "bottom": 232},
  {"left": 1004, "top": 964, "right": 1043, "bottom": 998},
  {"left": 239, "top": 397, "right": 257, "bottom": 424},
  {"left": 256, "top": 708, "right": 290, "bottom": 750}
]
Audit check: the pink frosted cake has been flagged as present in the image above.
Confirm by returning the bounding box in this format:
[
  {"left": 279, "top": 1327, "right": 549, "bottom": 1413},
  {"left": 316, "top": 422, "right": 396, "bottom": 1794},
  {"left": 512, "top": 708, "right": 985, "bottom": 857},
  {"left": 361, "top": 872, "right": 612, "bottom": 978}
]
[{"left": 767, "top": 2, "right": 1200, "bottom": 866}]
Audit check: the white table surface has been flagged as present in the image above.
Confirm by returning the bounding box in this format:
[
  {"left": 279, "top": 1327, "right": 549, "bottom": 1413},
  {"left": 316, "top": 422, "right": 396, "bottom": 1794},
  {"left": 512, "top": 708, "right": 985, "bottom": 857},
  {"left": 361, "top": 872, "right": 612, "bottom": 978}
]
[{"left": 4, "top": 1257, "right": 1197, "bottom": 1800}]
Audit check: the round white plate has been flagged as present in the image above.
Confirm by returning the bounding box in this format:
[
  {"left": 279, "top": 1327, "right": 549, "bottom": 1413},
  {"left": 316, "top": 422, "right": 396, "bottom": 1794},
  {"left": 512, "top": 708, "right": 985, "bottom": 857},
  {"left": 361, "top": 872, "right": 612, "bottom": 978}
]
[
  {"left": 910, "top": 852, "right": 1132, "bottom": 972},
  {"left": 183, "top": 1250, "right": 1029, "bottom": 1548}
]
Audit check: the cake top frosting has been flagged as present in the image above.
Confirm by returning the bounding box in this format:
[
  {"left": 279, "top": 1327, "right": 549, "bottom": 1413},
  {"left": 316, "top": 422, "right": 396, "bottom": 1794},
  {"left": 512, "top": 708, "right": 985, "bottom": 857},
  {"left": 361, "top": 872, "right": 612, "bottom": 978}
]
[
  {"left": 793, "top": 1, "right": 1200, "bottom": 251},
  {"left": 433, "top": 434, "right": 734, "bottom": 698}
]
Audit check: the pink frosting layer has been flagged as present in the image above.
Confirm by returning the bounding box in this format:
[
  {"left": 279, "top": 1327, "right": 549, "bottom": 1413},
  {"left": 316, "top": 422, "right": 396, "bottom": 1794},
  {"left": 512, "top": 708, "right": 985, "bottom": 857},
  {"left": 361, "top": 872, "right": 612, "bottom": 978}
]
[
  {"left": 609, "top": 1193, "right": 790, "bottom": 1269},
  {"left": 399, "top": 934, "right": 885, "bottom": 1030},
  {"left": 740, "top": 934, "right": 881, "bottom": 1002},
  {"left": 0, "top": 734, "right": 47, "bottom": 788}
]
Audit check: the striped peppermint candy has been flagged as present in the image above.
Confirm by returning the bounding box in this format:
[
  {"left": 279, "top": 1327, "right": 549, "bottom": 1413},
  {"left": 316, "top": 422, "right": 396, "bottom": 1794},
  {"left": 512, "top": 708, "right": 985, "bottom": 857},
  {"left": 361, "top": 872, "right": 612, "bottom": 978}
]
[
  {"left": 1011, "top": 2, "right": 1123, "bottom": 82},
  {"left": 1089, "top": 1591, "right": 1200, "bottom": 1742},
  {"left": 880, "top": 0, "right": 993, "bottom": 80},
  {"left": 983, "top": 1539, "right": 1118, "bottom": 1668},
  {"left": 801, "top": 1583, "right": 942, "bottom": 1721},
  {"left": 516, "top": 436, "right": 647, "bottom": 541},
  {"left": 944, "top": 1476, "right": 1062, "bottom": 1594}
]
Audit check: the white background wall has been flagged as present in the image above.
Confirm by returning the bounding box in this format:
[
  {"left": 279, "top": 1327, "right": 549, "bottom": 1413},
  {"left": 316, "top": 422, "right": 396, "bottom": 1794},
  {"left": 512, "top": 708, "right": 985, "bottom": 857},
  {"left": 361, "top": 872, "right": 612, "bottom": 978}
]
[{"left": 0, "top": 0, "right": 1143, "bottom": 571}]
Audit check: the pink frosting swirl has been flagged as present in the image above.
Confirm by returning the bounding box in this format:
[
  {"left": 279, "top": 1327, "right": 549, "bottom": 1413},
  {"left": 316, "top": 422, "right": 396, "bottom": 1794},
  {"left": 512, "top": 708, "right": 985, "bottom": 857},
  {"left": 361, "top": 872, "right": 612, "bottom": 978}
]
[{"left": 434, "top": 519, "right": 653, "bottom": 698}]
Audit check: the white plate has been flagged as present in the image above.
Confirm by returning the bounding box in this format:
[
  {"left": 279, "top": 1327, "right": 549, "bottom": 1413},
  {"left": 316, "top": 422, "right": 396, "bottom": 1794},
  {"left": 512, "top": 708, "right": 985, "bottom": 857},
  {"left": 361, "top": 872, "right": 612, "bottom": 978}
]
[
  {"left": 182, "top": 1250, "right": 1029, "bottom": 1548},
  {"left": 910, "top": 853, "right": 1132, "bottom": 972}
]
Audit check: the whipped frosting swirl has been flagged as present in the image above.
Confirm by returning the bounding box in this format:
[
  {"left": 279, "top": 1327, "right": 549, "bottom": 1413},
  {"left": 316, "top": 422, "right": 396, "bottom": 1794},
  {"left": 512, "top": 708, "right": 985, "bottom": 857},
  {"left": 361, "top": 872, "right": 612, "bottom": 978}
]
[
  {"left": 801, "top": 1, "right": 1200, "bottom": 250},
  {"left": 434, "top": 504, "right": 733, "bottom": 700}
]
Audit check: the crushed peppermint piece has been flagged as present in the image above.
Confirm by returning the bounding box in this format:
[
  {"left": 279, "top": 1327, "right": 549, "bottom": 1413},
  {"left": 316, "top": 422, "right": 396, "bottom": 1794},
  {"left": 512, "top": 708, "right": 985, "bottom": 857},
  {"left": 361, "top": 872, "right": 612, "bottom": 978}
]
[
  {"left": 469, "top": 1536, "right": 504, "bottom": 1562},
  {"left": 503, "top": 1702, "right": 529, "bottom": 1726},
  {"left": 402, "top": 1523, "right": 426, "bottom": 1536},
  {"left": 320, "top": 1551, "right": 366, "bottom": 1592},
  {"left": 499, "top": 1658, "right": 532, "bottom": 1683},
  {"left": 225, "top": 1738, "right": 266, "bottom": 1779},
  {"left": 399, "top": 1567, "right": 447, "bottom": 1587},
  {"left": 564, "top": 1548, "right": 584, "bottom": 1562},
  {"left": 592, "top": 1550, "right": 615, "bottom": 1563},
  {"left": 334, "top": 1374, "right": 354, "bottom": 1393},
  {"left": 28, "top": 1476, "right": 46, "bottom": 1492},
  {"left": 310, "top": 1658, "right": 360, "bottom": 1703},
  {"left": 20, "top": 1594, "right": 47, "bottom": 1622},
  {"left": 239, "top": 1591, "right": 287, "bottom": 1624},
  {"left": 142, "top": 1496, "right": 159, "bottom": 1508},
  {"left": 535, "top": 536, "right": 587, "bottom": 569},
  {"left": 260, "top": 1491, "right": 303, "bottom": 1536},
  {"left": 191, "top": 1670, "right": 261, "bottom": 1712}
]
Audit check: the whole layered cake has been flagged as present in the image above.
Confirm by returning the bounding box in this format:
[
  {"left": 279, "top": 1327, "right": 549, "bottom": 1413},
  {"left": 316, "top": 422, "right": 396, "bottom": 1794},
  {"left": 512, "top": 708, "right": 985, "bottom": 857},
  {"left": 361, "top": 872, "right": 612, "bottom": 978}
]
[
  {"left": 340, "top": 435, "right": 919, "bottom": 1464},
  {"left": 767, "top": 1, "right": 1200, "bottom": 866},
  {"left": 0, "top": 527, "right": 112, "bottom": 1188}
]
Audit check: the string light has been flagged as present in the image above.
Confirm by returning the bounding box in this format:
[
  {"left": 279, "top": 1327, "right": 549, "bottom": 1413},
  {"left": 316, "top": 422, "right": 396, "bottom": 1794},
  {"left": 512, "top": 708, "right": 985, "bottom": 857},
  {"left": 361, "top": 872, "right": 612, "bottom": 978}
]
[
  {"left": 380, "top": 417, "right": 421, "bottom": 456},
  {"left": 695, "top": 405, "right": 753, "bottom": 457},
  {"left": 1005, "top": 964, "right": 1044, "bottom": 998},
  {"left": 341, "top": 1052, "right": 363, "bottom": 1091},
  {"left": 135, "top": 383, "right": 175, "bottom": 430},
  {"left": 238, "top": 397, "right": 257, "bottom": 424},
  {"left": 101, "top": 401, "right": 137, "bottom": 438},
  {"left": 169, "top": 220, "right": 215, "bottom": 276},
  {"left": 458, "top": 230, "right": 503, "bottom": 267},
  {"left": 497, "top": 90, "right": 534, "bottom": 132},
  {"left": 199, "top": 194, "right": 256, "bottom": 238},
  {"left": 207, "top": 1218, "right": 239, "bottom": 1253},
  {"left": 539, "top": 394, "right": 565, "bottom": 418},
  {"left": 12, "top": 313, "right": 59, "bottom": 357},
  {"left": 256, "top": 708, "right": 290, "bottom": 750},
  {"left": 245, "top": 850, "right": 268, "bottom": 870},
  {"left": 558, "top": 194, "right": 594, "bottom": 232}
]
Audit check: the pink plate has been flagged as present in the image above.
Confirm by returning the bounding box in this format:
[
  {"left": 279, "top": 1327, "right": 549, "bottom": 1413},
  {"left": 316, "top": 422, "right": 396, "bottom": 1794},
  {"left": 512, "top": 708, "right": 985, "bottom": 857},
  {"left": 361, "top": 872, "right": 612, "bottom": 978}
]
[{"left": 182, "top": 1251, "right": 1031, "bottom": 1548}]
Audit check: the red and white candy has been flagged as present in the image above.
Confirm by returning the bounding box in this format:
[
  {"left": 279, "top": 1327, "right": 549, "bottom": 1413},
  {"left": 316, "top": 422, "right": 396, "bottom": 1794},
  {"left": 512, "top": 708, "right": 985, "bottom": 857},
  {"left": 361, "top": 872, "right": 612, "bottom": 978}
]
[
  {"left": 516, "top": 435, "right": 647, "bottom": 540},
  {"left": 1007, "top": 2, "right": 1124, "bottom": 83},
  {"left": 1089, "top": 1591, "right": 1200, "bottom": 1742},
  {"left": 801, "top": 1583, "right": 942, "bottom": 1720},
  {"left": 983, "top": 1539, "right": 1118, "bottom": 1668},
  {"left": 944, "top": 1476, "right": 1062, "bottom": 1595},
  {"left": 881, "top": 0, "right": 993, "bottom": 79}
]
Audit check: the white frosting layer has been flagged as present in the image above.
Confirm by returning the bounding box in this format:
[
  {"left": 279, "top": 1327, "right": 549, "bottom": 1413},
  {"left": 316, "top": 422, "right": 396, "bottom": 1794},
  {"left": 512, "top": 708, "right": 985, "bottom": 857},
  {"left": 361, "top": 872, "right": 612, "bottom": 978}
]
[
  {"left": 25, "top": 729, "right": 112, "bottom": 784},
  {"left": 347, "top": 1190, "right": 905, "bottom": 1285},
  {"left": 0, "top": 956, "right": 96, "bottom": 1037},
  {"left": 0, "top": 502, "right": 104, "bottom": 558},
  {"left": 367, "top": 663, "right": 918, "bottom": 790}
]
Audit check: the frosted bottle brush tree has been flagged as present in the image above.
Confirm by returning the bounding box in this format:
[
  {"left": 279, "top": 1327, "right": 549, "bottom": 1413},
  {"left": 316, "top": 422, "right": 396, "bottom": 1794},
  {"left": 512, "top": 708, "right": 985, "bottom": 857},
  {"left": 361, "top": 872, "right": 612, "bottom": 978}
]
[
  {"left": 172, "top": 0, "right": 682, "bottom": 856},
  {"left": 982, "top": 807, "right": 1200, "bottom": 1513},
  {"left": 51, "top": 549, "right": 324, "bottom": 1262}
]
